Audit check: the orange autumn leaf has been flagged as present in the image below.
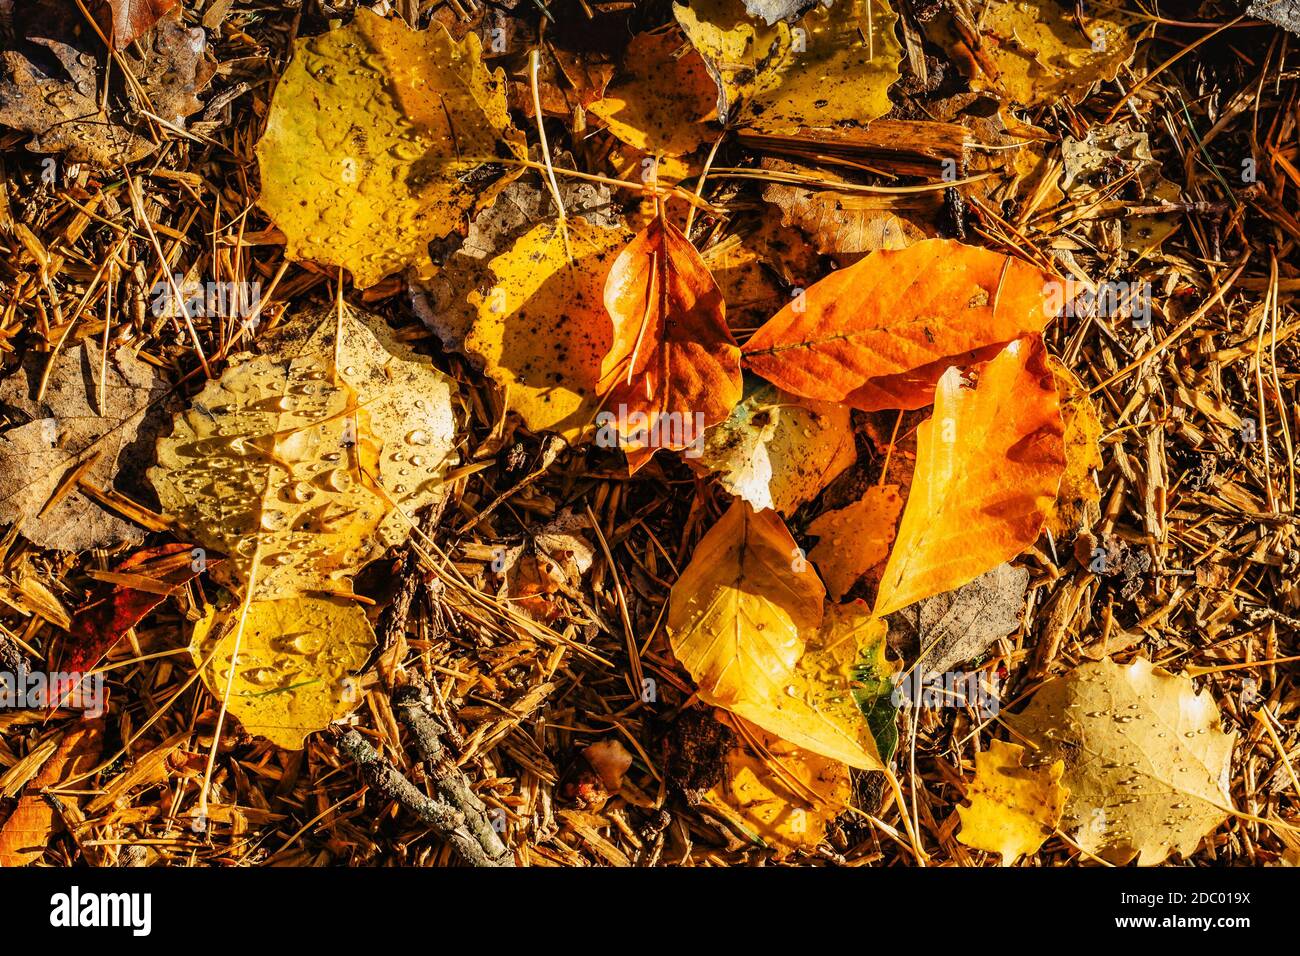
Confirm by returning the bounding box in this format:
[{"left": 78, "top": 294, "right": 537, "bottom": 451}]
[
  {"left": 741, "top": 238, "right": 1058, "bottom": 411},
  {"left": 0, "top": 721, "right": 103, "bottom": 866},
  {"left": 874, "top": 336, "right": 1065, "bottom": 617},
  {"left": 598, "top": 215, "right": 742, "bottom": 463}
]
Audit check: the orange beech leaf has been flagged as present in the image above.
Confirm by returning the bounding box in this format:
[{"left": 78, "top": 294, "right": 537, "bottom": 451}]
[
  {"left": 741, "top": 238, "right": 1058, "bottom": 411},
  {"left": 0, "top": 721, "right": 103, "bottom": 866},
  {"left": 598, "top": 215, "right": 742, "bottom": 465},
  {"left": 873, "top": 336, "right": 1065, "bottom": 617}
]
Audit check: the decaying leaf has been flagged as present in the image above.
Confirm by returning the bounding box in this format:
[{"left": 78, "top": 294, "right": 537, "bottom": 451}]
[
  {"left": 0, "top": 36, "right": 154, "bottom": 166},
  {"left": 763, "top": 170, "right": 934, "bottom": 260},
  {"left": 692, "top": 378, "right": 856, "bottom": 514},
  {"left": 888, "top": 562, "right": 1028, "bottom": 677},
  {"left": 587, "top": 27, "right": 717, "bottom": 158},
  {"left": 0, "top": 342, "right": 173, "bottom": 550},
  {"left": 496, "top": 513, "right": 596, "bottom": 623},
  {"left": 150, "top": 304, "right": 457, "bottom": 602},
  {"left": 0, "top": 721, "right": 103, "bottom": 866},
  {"left": 669, "top": 509, "right": 889, "bottom": 770},
  {"left": 1010, "top": 657, "right": 1236, "bottom": 865},
  {"left": 91, "top": 0, "right": 179, "bottom": 49},
  {"left": 64, "top": 542, "right": 219, "bottom": 676},
  {"left": 956, "top": 738, "right": 1068, "bottom": 864},
  {"left": 742, "top": 238, "right": 1059, "bottom": 411},
  {"left": 1044, "top": 356, "right": 1102, "bottom": 536},
  {"left": 807, "top": 484, "right": 903, "bottom": 601},
  {"left": 939, "top": 0, "right": 1140, "bottom": 109},
  {"left": 120, "top": 9, "right": 216, "bottom": 126},
  {"left": 190, "top": 595, "right": 374, "bottom": 750},
  {"left": 464, "top": 219, "right": 633, "bottom": 442},
  {"left": 702, "top": 717, "right": 851, "bottom": 859},
  {"left": 874, "top": 337, "right": 1065, "bottom": 617},
  {"left": 255, "top": 8, "right": 525, "bottom": 288},
  {"left": 599, "top": 214, "right": 742, "bottom": 461}
]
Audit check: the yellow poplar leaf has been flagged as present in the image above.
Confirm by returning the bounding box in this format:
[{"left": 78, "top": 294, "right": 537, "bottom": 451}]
[
  {"left": 588, "top": 27, "right": 718, "bottom": 157},
  {"left": 874, "top": 336, "right": 1065, "bottom": 617},
  {"left": 939, "top": 0, "right": 1139, "bottom": 109},
  {"left": 807, "top": 484, "right": 903, "bottom": 601},
  {"left": 1010, "top": 657, "right": 1237, "bottom": 866},
  {"left": 464, "top": 219, "right": 634, "bottom": 442},
  {"left": 150, "top": 305, "right": 457, "bottom": 601},
  {"left": 1044, "top": 356, "right": 1102, "bottom": 536},
  {"left": 670, "top": 507, "right": 889, "bottom": 769},
  {"left": 956, "top": 738, "right": 1067, "bottom": 865},
  {"left": 673, "top": 0, "right": 791, "bottom": 124},
  {"left": 702, "top": 717, "right": 850, "bottom": 859},
  {"left": 255, "top": 8, "right": 524, "bottom": 288},
  {"left": 190, "top": 596, "right": 374, "bottom": 750},
  {"left": 599, "top": 214, "right": 742, "bottom": 459},
  {"left": 745, "top": 0, "right": 901, "bottom": 135}
]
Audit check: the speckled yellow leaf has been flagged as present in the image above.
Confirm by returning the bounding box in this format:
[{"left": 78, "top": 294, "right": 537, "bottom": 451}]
[
  {"left": 745, "top": 0, "right": 900, "bottom": 135},
  {"left": 463, "top": 219, "right": 632, "bottom": 442},
  {"left": 940, "top": 0, "right": 1140, "bottom": 109},
  {"left": 702, "top": 717, "right": 850, "bottom": 859},
  {"left": 255, "top": 8, "right": 524, "bottom": 288},
  {"left": 1044, "top": 356, "right": 1102, "bottom": 536},
  {"left": 588, "top": 27, "right": 717, "bottom": 157},
  {"left": 190, "top": 596, "right": 373, "bottom": 749},
  {"left": 956, "top": 738, "right": 1067, "bottom": 864},
  {"left": 807, "top": 484, "right": 903, "bottom": 601},
  {"left": 673, "top": 0, "right": 790, "bottom": 124},
  {"left": 150, "top": 304, "right": 457, "bottom": 601},
  {"left": 1010, "top": 657, "right": 1237, "bottom": 866},
  {"left": 670, "top": 508, "right": 888, "bottom": 770}
]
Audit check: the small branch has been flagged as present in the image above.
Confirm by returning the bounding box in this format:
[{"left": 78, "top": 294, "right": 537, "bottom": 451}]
[{"left": 334, "top": 725, "right": 513, "bottom": 867}]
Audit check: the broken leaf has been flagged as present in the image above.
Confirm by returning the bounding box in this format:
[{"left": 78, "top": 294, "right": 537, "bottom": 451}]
[
  {"left": 807, "top": 484, "right": 903, "bottom": 601},
  {"left": 702, "top": 717, "right": 850, "bottom": 859},
  {"left": 255, "top": 8, "right": 525, "bottom": 288},
  {"left": 1010, "top": 657, "right": 1236, "bottom": 865},
  {"left": 1044, "top": 356, "right": 1102, "bottom": 537},
  {"left": 956, "top": 738, "right": 1067, "bottom": 864},
  {"left": 742, "top": 238, "right": 1058, "bottom": 411},
  {"left": 0, "top": 342, "right": 173, "bottom": 550},
  {"left": 150, "top": 304, "right": 457, "bottom": 602},
  {"left": 874, "top": 337, "right": 1065, "bottom": 616},
  {"left": 190, "top": 595, "right": 374, "bottom": 750}
]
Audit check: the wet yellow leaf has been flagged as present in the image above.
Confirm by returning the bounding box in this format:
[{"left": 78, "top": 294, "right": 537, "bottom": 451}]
[
  {"left": 702, "top": 717, "right": 850, "bottom": 859},
  {"left": 150, "top": 304, "right": 457, "bottom": 601},
  {"left": 255, "top": 8, "right": 525, "bottom": 288},
  {"left": 669, "top": 505, "right": 889, "bottom": 770},
  {"left": 464, "top": 219, "right": 633, "bottom": 442},
  {"left": 940, "top": 0, "right": 1139, "bottom": 109},
  {"left": 1012, "top": 657, "right": 1237, "bottom": 865},
  {"left": 673, "top": 0, "right": 790, "bottom": 124},
  {"left": 190, "top": 595, "right": 374, "bottom": 750},
  {"left": 1044, "top": 356, "right": 1102, "bottom": 536},
  {"left": 956, "top": 738, "right": 1067, "bottom": 864},
  {"left": 807, "top": 484, "right": 903, "bottom": 601}
]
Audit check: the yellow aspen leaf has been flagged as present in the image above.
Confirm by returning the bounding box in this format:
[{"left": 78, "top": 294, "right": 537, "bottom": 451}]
[
  {"left": 938, "top": 0, "right": 1139, "bottom": 109},
  {"left": 1010, "top": 657, "right": 1236, "bottom": 866},
  {"left": 874, "top": 336, "right": 1065, "bottom": 617},
  {"left": 190, "top": 596, "right": 374, "bottom": 750},
  {"left": 255, "top": 8, "right": 525, "bottom": 288},
  {"left": 150, "top": 304, "right": 457, "bottom": 602},
  {"left": 1044, "top": 356, "right": 1103, "bottom": 536},
  {"left": 673, "top": 0, "right": 791, "bottom": 124},
  {"left": 598, "top": 214, "right": 742, "bottom": 463},
  {"left": 956, "top": 738, "right": 1067, "bottom": 865},
  {"left": 587, "top": 27, "right": 718, "bottom": 158},
  {"left": 742, "top": 238, "right": 1059, "bottom": 411},
  {"left": 463, "top": 219, "right": 633, "bottom": 443},
  {"left": 807, "top": 484, "right": 903, "bottom": 601},
  {"left": 669, "top": 505, "right": 889, "bottom": 770},
  {"left": 702, "top": 717, "right": 850, "bottom": 859}
]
